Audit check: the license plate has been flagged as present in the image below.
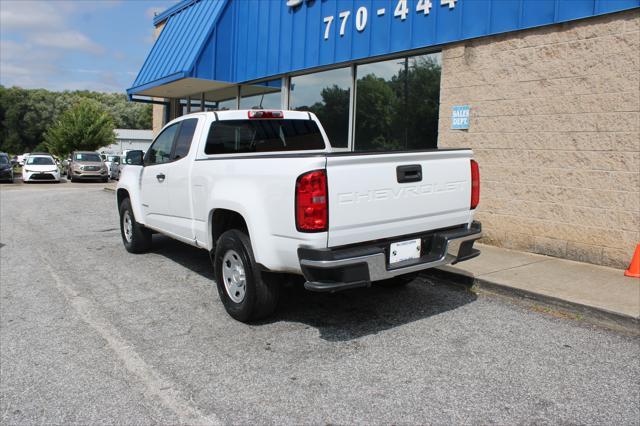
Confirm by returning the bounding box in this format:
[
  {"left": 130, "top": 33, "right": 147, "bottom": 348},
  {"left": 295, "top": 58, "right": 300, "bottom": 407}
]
[{"left": 389, "top": 238, "right": 421, "bottom": 265}]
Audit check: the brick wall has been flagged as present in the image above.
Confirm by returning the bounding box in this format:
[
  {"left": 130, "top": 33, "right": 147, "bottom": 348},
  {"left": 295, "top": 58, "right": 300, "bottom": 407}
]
[{"left": 438, "top": 9, "right": 640, "bottom": 269}]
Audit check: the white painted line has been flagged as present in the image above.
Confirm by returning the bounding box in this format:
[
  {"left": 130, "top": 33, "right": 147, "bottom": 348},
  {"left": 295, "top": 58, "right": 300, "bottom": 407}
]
[{"left": 39, "top": 251, "right": 221, "bottom": 426}]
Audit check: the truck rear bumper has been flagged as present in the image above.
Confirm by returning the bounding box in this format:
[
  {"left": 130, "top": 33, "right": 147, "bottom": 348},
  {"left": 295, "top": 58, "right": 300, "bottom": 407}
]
[{"left": 299, "top": 221, "right": 482, "bottom": 292}]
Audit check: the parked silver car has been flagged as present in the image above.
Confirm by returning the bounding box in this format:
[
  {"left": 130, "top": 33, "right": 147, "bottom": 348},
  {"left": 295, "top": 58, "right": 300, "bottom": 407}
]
[
  {"left": 105, "top": 154, "right": 122, "bottom": 180},
  {"left": 66, "top": 151, "right": 109, "bottom": 182}
]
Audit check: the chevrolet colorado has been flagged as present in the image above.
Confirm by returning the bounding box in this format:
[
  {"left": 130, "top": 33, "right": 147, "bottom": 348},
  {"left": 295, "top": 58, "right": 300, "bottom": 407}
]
[{"left": 116, "top": 110, "right": 481, "bottom": 322}]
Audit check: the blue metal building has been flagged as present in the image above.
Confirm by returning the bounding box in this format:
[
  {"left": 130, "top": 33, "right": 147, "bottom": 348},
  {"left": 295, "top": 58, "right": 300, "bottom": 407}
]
[{"left": 129, "top": 0, "right": 639, "bottom": 150}]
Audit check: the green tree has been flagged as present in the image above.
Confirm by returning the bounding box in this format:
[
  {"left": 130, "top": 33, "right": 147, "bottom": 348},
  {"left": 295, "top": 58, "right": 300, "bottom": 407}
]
[
  {"left": 0, "top": 85, "right": 152, "bottom": 155},
  {"left": 44, "top": 100, "right": 115, "bottom": 156}
]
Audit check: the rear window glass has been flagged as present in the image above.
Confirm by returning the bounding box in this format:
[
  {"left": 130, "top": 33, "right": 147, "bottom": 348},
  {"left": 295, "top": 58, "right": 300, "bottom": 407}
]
[{"left": 205, "top": 119, "right": 325, "bottom": 155}]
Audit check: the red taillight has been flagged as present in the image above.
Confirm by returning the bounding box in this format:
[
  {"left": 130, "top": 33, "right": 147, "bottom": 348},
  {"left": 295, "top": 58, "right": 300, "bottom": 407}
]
[
  {"left": 247, "top": 110, "right": 283, "bottom": 119},
  {"left": 470, "top": 159, "right": 480, "bottom": 209},
  {"left": 296, "top": 170, "right": 328, "bottom": 232}
]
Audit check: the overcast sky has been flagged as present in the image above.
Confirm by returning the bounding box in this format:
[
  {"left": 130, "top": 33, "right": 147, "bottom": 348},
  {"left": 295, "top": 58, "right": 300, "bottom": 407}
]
[{"left": 0, "top": 0, "right": 178, "bottom": 93}]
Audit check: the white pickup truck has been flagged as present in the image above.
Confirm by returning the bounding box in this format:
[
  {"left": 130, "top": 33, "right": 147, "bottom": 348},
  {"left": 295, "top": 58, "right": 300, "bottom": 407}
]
[{"left": 117, "top": 110, "right": 482, "bottom": 322}]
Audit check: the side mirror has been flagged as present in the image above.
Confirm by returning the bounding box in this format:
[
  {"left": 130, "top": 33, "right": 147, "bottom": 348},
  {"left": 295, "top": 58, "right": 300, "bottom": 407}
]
[{"left": 125, "top": 150, "right": 144, "bottom": 166}]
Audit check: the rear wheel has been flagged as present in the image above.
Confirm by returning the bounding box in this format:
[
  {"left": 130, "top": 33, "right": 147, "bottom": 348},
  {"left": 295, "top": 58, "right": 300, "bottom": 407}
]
[
  {"left": 119, "top": 198, "right": 152, "bottom": 253},
  {"left": 213, "top": 230, "right": 280, "bottom": 322}
]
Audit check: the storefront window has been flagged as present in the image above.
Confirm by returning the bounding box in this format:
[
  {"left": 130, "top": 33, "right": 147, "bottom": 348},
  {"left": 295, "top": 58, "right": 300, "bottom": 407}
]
[
  {"left": 354, "top": 52, "right": 441, "bottom": 151},
  {"left": 290, "top": 67, "right": 350, "bottom": 149},
  {"left": 212, "top": 98, "right": 237, "bottom": 111},
  {"left": 240, "top": 79, "right": 282, "bottom": 109}
]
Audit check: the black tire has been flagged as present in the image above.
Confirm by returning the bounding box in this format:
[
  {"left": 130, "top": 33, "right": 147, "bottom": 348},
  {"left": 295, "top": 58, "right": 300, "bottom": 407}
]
[
  {"left": 375, "top": 272, "right": 419, "bottom": 288},
  {"left": 119, "top": 198, "right": 152, "bottom": 253},
  {"left": 213, "top": 230, "right": 280, "bottom": 322},
  {"left": 102, "top": 177, "right": 108, "bottom": 183}
]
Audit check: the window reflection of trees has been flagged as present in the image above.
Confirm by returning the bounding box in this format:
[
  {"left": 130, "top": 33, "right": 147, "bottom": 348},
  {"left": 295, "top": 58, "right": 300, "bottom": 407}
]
[
  {"left": 291, "top": 68, "right": 351, "bottom": 149},
  {"left": 292, "top": 54, "right": 441, "bottom": 152},
  {"left": 355, "top": 54, "right": 442, "bottom": 151},
  {"left": 303, "top": 85, "right": 350, "bottom": 149}
]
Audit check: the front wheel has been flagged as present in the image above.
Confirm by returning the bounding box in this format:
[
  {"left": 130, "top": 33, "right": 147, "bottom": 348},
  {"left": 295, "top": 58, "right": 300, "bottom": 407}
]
[
  {"left": 119, "top": 198, "right": 152, "bottom": 253},
  {"left": 213, "top": 230, "right": 280, "bottom": 322}
]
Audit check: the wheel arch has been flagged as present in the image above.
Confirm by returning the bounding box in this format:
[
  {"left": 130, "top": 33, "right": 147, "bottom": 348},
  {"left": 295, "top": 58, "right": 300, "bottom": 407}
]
[
  {"left": 116, "top": 183, "right": 145, "bottom": 225},
  {"left": 116, "top": 188, "right": 129, "bottom": 208},
  {"left": 209, "top": 208, "right": 250, "bottom": 251}
]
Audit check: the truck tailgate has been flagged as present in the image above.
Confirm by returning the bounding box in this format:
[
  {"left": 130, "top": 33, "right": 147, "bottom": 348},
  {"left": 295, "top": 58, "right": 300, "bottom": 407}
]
[{"left": 326, "top": 150, "right": 474, "bottom": 247}]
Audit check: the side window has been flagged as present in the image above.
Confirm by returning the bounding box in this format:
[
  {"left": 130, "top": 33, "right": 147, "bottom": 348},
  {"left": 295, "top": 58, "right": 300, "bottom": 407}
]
[
  {"left": 172, "top": 118, "right": 198, "bottom": 160},
  {"left": 145, "top": 123, "right": 179, "bottom": 166}
]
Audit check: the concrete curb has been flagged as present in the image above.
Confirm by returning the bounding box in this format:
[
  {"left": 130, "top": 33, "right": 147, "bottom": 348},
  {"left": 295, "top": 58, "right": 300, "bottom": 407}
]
[{"left": 428, "top": 268, "right": 640, "bottom": 336}]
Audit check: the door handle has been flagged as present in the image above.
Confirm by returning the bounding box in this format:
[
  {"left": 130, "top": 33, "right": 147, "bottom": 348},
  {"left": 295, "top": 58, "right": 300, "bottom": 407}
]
[
  {"left": 397, "top": 165, "right": 422, "bottom": 183},
  {"left": 156, "top": 173, "right": 165, "bottom": 182}
]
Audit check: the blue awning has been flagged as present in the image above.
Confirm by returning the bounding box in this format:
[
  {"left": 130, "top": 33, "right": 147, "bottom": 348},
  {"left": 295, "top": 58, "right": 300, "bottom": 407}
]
[{"left": 127, "top": 0, "right": 228, "bottom": 97}]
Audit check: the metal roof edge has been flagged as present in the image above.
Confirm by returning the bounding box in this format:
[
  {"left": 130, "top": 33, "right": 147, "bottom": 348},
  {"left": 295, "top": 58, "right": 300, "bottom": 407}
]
[
  {"left": 126, "top": 71, "right": 188, "bottom": 96},
  {"left": 186, "top": 0, "right": 230, "bottom": 78},
  {"left": 153, "top": 0, "right": 198, "bottom": 26}
]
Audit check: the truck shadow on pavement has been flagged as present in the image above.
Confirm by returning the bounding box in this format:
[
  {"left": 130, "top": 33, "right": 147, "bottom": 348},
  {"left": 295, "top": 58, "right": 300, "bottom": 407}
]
[
  {"left": 152, "top": 235, "right": 478, "bottom": 342},
  {"left": 270, "top": 279, "right": 478, "bottom": 341}
]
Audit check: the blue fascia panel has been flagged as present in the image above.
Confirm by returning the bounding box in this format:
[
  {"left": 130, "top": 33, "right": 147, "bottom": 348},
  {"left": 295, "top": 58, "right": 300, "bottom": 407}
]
[
  {"left": 222, "top": 0, "right": 638, "bottom": 84},
  {"left": 131, "top": 0, "right": 639, "bottom": 96}
]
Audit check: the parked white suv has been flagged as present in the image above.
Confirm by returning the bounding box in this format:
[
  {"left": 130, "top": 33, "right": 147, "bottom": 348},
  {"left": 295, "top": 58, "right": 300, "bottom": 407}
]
[{"left": 116, "top": 110, "right": 481, "bottom": 322}]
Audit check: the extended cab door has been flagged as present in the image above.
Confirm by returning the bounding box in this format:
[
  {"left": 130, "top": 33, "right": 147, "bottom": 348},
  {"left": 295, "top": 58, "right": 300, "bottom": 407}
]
[
  {"left": 162, "top": 117, "right": 199, "bottom": 240},
  {"left": 140, "top": 122, "right": 179, "bottom": 230}
]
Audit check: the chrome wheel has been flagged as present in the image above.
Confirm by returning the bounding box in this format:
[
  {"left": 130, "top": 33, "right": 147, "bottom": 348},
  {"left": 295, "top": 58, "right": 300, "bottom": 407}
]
[
  {"left": 222, "top": 250, "right": 246, "bottom": 303},
  {"left": 123, "top": 211, "right": 133, "bottom": 243}
]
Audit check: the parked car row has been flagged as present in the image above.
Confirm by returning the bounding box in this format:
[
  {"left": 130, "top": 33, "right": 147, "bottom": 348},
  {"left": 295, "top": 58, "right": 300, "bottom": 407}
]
[{"left": 0, "top": 150, "right": 133, "bottom": 184}]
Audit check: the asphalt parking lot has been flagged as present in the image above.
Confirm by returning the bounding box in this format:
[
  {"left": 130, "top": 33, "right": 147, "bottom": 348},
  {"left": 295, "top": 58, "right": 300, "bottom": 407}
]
[{"left": 1, "top": 183, "right": 639, "bottom": 425}]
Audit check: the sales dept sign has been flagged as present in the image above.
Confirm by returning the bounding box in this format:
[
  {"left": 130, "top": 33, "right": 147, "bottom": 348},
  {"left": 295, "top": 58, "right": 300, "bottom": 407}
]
[{"left": 451, "top": 105, "right": 470, "bottom": 130}]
